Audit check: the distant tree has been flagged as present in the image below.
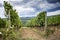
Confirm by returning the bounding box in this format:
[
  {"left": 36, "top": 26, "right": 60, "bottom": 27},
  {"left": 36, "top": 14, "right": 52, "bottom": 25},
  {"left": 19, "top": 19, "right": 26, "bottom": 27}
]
[{"left": 26, "top": 17, "right": 38, "bottom": 27}]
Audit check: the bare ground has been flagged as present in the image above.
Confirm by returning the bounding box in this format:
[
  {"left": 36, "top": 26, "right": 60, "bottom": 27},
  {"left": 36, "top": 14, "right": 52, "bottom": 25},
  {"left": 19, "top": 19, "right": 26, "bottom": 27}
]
[
  {"left": 21, "top": 27, "right": 46, "bottom": 40},
  {"left": 20, "top": 27, "right": 60, "bottom": 40}
]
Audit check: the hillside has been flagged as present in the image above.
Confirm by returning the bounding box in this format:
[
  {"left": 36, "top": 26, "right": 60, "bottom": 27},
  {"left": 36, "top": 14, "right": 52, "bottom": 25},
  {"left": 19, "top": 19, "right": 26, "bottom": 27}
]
[
  {"left": 20, "top": 17, "right": 35, "bottom": 24},
  {"left": 47, "top": 14, "right": 60, "bottom": 26}
]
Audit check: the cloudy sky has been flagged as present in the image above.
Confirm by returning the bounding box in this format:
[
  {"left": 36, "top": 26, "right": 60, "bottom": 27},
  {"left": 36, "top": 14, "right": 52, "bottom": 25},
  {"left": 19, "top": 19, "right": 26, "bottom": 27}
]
[{"left": 0, "top": 0, "right": 60, "bottom": 18}]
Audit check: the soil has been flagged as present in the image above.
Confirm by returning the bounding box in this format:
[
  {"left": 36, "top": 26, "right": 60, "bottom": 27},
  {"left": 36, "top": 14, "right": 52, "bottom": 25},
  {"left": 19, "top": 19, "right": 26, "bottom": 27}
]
[{"left": 21, "top": 27, "right": 46, "bottom": 40}]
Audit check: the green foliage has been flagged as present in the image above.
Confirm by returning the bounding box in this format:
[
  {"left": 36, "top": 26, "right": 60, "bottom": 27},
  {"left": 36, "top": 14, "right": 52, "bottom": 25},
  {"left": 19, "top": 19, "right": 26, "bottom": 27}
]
[
  {"left": 47, "top": 15, "right": 60, "bottom": 26},
  {"left": 4, "top": 1, "right": 12, "bottom": 17},
  {"left": 26, "top": 11, "right": 60, "bottom": 27},
  {"left": 0, "top": 18, "right": 6, "bottom": 28},
  {"left": 26, "top": 11, "right": 46, "bottom": 27},
  {"left": 10, "top": 9, "right": 22, "bottom": 28},
  {"left": 0, "top": 1, "right": 22, "bottom": 40},
  {"left": 36, "top": 11, "right": 46, "bottom": 27},
  {"left": 26, "top": 18, "right": 37, "bottom": 27},
  {"left": 1, "top": 28, "right": 17, "bottom": 40},
  {"left": 4, "top": 1, "right": 22, "bottom": 28},
  {"left": 21, "top": 17, "right": 33, "bottom": 26}
]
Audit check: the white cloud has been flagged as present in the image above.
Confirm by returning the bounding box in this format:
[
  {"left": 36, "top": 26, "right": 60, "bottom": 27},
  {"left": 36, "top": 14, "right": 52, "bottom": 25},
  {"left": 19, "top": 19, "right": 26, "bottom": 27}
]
[
  {"left": 0, "top": 0, "right": 3, "bottom": 4},
  {"left": 39, "top": 2, "right": 59, "bottom": 11},
  {"left": 13, "top": 6, "right": 35, "bottom": 17},
  {"left": 0, "top": 0, "right": 23, "bottom": 5},
  {"left": 24, "top": 0, "right": 42, "bottom": 8},
  {"left": 40, "top": 3, "right": 46, "bottom": 9},
  {"left": 47, "top": 10, "right": 60, "bottom": 16},
  {"left": 14, "top": 6, "right": 35, "bottom": 13},
  {"left": 3, "top": 0, "right": 23, "bottom": 1},
  {"left": 11, "top": 0, "right": 23, "bottom": 1},
  {"left": 14, "top": 6, "right": 34, "bottom": 11},
  {"left": 0, "top": 7, "right": 5, "bottom": 18}
]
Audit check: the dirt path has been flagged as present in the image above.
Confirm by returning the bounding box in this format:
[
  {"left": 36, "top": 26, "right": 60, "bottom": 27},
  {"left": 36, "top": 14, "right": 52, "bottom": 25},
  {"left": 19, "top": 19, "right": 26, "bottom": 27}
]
[{"left": 21, "top": 27, "right": 46, "bottom": 40}]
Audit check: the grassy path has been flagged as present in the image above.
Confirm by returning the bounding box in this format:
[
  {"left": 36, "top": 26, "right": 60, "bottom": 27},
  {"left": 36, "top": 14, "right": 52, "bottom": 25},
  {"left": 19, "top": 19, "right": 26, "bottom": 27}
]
[{"left": 20, "top": 27, "right": 46, "bottom": 40}]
